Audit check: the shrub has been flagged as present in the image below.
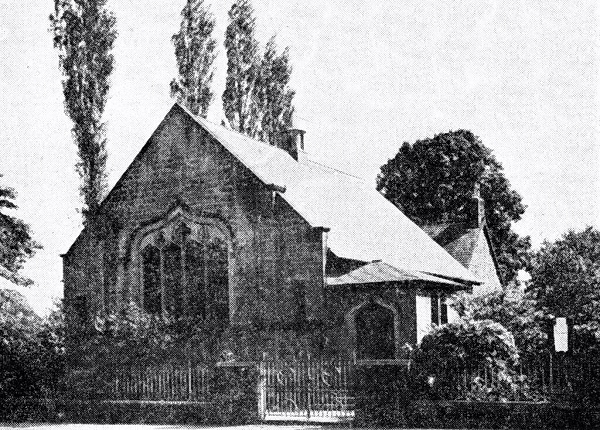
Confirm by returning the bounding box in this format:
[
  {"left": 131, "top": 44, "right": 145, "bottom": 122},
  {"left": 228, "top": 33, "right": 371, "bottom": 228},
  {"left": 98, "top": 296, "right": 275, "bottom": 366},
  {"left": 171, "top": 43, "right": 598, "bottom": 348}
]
[
  {"left": 0, "top": 295, "right": 65, "bottom": 403},
  {"left": 411, "top": 319, "right": 522, "bottom": 401}
]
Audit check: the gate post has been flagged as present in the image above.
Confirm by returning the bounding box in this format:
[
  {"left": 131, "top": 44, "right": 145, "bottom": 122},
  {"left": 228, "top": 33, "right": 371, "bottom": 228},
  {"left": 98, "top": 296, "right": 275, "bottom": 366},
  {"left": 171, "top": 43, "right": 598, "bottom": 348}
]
[{"left": 258, "top": 361, "right": 266, "bottom": 420}]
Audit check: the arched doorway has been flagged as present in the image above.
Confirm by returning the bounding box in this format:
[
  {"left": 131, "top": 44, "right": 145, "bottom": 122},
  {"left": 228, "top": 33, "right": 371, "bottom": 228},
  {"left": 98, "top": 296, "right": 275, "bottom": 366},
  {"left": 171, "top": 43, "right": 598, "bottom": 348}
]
[{"left": 355, "top": 301, "right": 396, "bottom": 359}]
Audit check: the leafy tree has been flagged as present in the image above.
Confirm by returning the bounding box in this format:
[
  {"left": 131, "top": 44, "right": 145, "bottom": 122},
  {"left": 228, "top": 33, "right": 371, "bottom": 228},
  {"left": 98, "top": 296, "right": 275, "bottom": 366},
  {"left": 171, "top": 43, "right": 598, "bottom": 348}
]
[
  {"left": 170, "top": 0, "right": 217, "bottom": 117},
  {"left": 222, "top": 0, "right": 260, "bottom": 137},
  {"left": 528, "top": 227, "right": 600, "bottom": 353},
  {"left": 0, "top": 289, "right": 41, "bottom": 400},
  {"left": 0, "top": 176, "right": 40, "bottom": 285},
  {"left": 376, "top": 130, "right": 530, "bottom": 283},
  {"left": 255, "top": 37, "right": 295, "bottom": 146},
  {"left": 50, "top": 0, "right": 117, "bottom": 220}
]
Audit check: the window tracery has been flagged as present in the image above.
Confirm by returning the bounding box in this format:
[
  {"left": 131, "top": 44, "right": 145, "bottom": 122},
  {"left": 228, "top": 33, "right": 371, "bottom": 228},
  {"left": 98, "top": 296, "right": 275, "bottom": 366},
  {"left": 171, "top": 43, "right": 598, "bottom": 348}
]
[{"left": 137, "top": 213, "right": 229, "bottom": 324}]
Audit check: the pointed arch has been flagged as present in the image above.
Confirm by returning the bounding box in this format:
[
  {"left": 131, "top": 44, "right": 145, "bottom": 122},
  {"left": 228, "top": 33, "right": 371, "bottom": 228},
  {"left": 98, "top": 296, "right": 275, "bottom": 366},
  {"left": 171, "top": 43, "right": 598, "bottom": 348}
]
[
  {"left": 345, "top": 298, "right": 402, "bottom": 360},
  {"left": 130, "top": 204, "right": 232, "bottom": 322}
]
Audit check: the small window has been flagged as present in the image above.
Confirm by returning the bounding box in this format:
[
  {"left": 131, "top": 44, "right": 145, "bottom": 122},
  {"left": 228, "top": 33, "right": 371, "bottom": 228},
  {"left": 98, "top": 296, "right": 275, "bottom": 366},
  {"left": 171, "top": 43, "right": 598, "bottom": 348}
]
[
  {"left": 431, "top": 294, "right": 439, "bottom": 325},
  {"left": 431, "top": 292, "right": 448, "bottom": 326},
  {"left": 441, "top": 294, "right": 448, "bottom": 325}
]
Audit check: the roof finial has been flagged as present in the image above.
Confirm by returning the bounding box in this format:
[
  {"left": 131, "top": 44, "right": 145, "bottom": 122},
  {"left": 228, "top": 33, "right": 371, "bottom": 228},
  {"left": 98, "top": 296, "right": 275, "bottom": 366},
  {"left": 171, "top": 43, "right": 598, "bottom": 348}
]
[{"left": 469, "top": 182, "right": 485, "bottom": 228}]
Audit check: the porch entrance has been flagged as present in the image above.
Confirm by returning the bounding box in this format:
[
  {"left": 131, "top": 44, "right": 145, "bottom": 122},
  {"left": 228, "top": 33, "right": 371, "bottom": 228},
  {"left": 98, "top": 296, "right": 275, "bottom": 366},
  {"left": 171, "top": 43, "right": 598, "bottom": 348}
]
[{"left": 259, "top": 359, "right": 355, "bottom": 422}]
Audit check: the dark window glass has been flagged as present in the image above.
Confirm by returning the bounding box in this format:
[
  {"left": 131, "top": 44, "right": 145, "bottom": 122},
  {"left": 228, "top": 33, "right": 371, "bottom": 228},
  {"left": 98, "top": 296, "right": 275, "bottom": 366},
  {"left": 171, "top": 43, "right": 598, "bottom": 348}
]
[
  {"left": 206, "top": 238, "right": 229, "bottom": 324},
  {"left": 441, "top": 294, "right": 448, "bottom": 324},
  {"left": 142, "top": 245, "right": 161, "bottom": 314},
  {"left": 356, "top": 302, "right": 395, "bottom": 359},
  {"left": 140, "top": 224, "right": 229, "bottom": 322},
  {"left": 431, "top": 293, "right": 440, "bottom": 325},
  {"left": 185, "top": 240, "right": 206, "bottom": 319},
  {"left": 163, "top": 243, "right": 182, "bottom": 317}
]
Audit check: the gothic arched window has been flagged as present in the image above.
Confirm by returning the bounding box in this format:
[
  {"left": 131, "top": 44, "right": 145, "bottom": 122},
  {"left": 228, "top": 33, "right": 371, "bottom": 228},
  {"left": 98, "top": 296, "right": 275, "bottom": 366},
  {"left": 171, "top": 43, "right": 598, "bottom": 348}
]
[{"left": 138, "top": 217, "right": 229, "bottom": 324}]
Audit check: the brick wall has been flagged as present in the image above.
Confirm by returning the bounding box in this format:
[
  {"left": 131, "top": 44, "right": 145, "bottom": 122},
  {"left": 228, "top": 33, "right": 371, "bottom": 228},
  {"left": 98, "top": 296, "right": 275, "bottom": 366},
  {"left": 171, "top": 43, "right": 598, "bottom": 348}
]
[{"left": 63, "top": 105, "right": 324, "bottom": 329}]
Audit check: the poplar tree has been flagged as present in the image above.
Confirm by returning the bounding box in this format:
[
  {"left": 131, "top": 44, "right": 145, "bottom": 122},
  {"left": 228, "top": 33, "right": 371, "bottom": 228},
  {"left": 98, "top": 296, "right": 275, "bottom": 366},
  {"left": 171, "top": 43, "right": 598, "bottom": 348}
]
[
  {"left": 255, "top": 37, "right": 295, "bottom": 146},
  {"left": 222, "top": 0, "right": 260, "bottom": 137},
  {"left": 50, "top": 0, "right": 117, "bottom": 220},
  {"left": 171, "top": 0, "right": 217, "bottom": 117}
]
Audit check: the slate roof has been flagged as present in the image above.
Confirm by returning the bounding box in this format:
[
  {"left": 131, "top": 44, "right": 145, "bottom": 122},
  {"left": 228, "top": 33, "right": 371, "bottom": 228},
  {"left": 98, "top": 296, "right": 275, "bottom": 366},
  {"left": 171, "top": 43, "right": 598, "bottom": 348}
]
[
  {"left": 327, "top": 261, "right": 463, "bottom": 288},
  {"left": 420, "top": 223, "right": 481, "bottom": 267},
  {"left": 180, "top": 104, "right": 480, "bottom": 285}
]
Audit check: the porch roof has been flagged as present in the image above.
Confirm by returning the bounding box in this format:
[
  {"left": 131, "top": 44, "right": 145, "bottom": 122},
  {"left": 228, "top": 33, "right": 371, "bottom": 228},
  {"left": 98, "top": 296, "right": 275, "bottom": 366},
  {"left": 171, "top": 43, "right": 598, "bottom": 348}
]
[{"left": 327, "top": 261, "right": 463, "bottom": 289}]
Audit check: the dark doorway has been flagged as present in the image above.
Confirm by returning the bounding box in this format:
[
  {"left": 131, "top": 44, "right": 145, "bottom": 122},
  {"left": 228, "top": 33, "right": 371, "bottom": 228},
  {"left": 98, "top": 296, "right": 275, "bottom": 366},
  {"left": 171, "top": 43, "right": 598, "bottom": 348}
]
[{"left": 356, "top": 302, "right": 395, "bottom": 359}]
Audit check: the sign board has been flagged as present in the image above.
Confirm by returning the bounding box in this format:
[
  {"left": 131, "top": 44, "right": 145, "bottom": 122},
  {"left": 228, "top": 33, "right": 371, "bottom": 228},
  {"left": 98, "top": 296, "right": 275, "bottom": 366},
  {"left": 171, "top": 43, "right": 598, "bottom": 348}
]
[{"left": 554, "top": 317, "right": 568, "bottom": 352}]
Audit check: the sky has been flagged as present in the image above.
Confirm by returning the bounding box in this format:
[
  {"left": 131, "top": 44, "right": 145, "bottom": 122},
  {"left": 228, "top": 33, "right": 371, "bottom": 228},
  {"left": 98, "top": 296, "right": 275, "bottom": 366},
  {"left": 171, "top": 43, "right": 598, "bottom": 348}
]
[{"left": 0, "top": 0, "right": 598, "bottom": 314}]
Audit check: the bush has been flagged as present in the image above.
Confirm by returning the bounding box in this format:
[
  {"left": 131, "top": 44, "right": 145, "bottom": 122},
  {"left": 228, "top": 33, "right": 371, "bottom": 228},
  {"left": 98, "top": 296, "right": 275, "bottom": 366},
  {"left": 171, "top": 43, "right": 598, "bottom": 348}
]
[
  {"left": 411, "top": 319, "right": 522, "bottom": 401},
  {"left": 452, "top": 286, "right": 547, "bottom": 355},
  {"left": 0, "top": 295, "right": 65, "bottom": 404}
]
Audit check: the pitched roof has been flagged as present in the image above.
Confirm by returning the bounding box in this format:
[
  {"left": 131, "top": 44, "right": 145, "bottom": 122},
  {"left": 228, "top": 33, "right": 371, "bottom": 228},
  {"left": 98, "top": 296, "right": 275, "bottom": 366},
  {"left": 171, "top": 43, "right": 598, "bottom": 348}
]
[
  {"left": 420, "top": 222, "right": 481, "bottom": 267},
  {"left": 179, "top": 104, "right": 479, "bottom": 285},
  {"left": 327, "top": 261, "right": 463, "bottom": 288}
]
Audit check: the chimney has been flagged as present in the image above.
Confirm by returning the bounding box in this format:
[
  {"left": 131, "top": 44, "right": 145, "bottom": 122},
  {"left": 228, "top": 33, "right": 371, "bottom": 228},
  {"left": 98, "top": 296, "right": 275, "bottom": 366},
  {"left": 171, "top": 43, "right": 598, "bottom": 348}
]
[
  {"left": 467, "top": 183, "right": 485, "bottom": 228},
  {"left": 279, "top": 128, "right": 307, "bottom": 162}
]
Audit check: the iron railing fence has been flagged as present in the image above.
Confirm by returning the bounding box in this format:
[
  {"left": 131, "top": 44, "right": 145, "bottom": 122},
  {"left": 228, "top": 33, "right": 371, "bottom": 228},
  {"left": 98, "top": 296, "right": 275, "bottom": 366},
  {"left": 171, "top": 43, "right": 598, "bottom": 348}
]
[
  {"left": 409, "top": 353, "right": 600, "bottom": 402},
  {"left": 108, "top": 362, "right": 211, "bottom": 402},
  {"left": 74, "top": 352, "right": 600, "bottom": 407}
]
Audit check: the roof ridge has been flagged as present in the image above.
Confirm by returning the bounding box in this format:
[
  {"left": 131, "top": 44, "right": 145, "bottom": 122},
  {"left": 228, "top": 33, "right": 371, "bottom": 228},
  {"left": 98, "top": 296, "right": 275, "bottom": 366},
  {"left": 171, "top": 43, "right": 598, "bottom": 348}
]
[
  {"left": 304, "top": 159, "right": 365, "bottom": 181},
  {"left": 179, "top": 103, "right": 366, "bottom": 182},
  {"left": 178, "top": 103, "right": 288, "bottom": 153}
]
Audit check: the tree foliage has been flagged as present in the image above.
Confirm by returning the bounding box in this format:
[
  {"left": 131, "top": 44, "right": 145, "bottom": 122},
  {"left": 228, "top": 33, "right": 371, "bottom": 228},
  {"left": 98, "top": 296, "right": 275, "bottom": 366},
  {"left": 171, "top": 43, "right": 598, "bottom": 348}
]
[
  {"left": 376, "top": 130, "right": 530, "bottom": 283},
  {"left": 528, "top": 227, "right": 600, "bottom": 353},
  {"left": 50, "top": 0, "right": 117, "bottom": 220},
  {"left": 222, "top": 1, "right": 295, "bottom": 144},
  {"left": 0, "top": 176, "right": 40, "bottom": 285},
  {"left": 171, "top": 0, "right": 217, "bottom": 117},
  {"left": 0, "top": 293, "right": 64, "bottom": 401},
  {"left": 222, "top": 0, "right": 260, "bottom": 137},
  {"left": 255, "top": 37, "right": 295, "bottom": 146}
]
